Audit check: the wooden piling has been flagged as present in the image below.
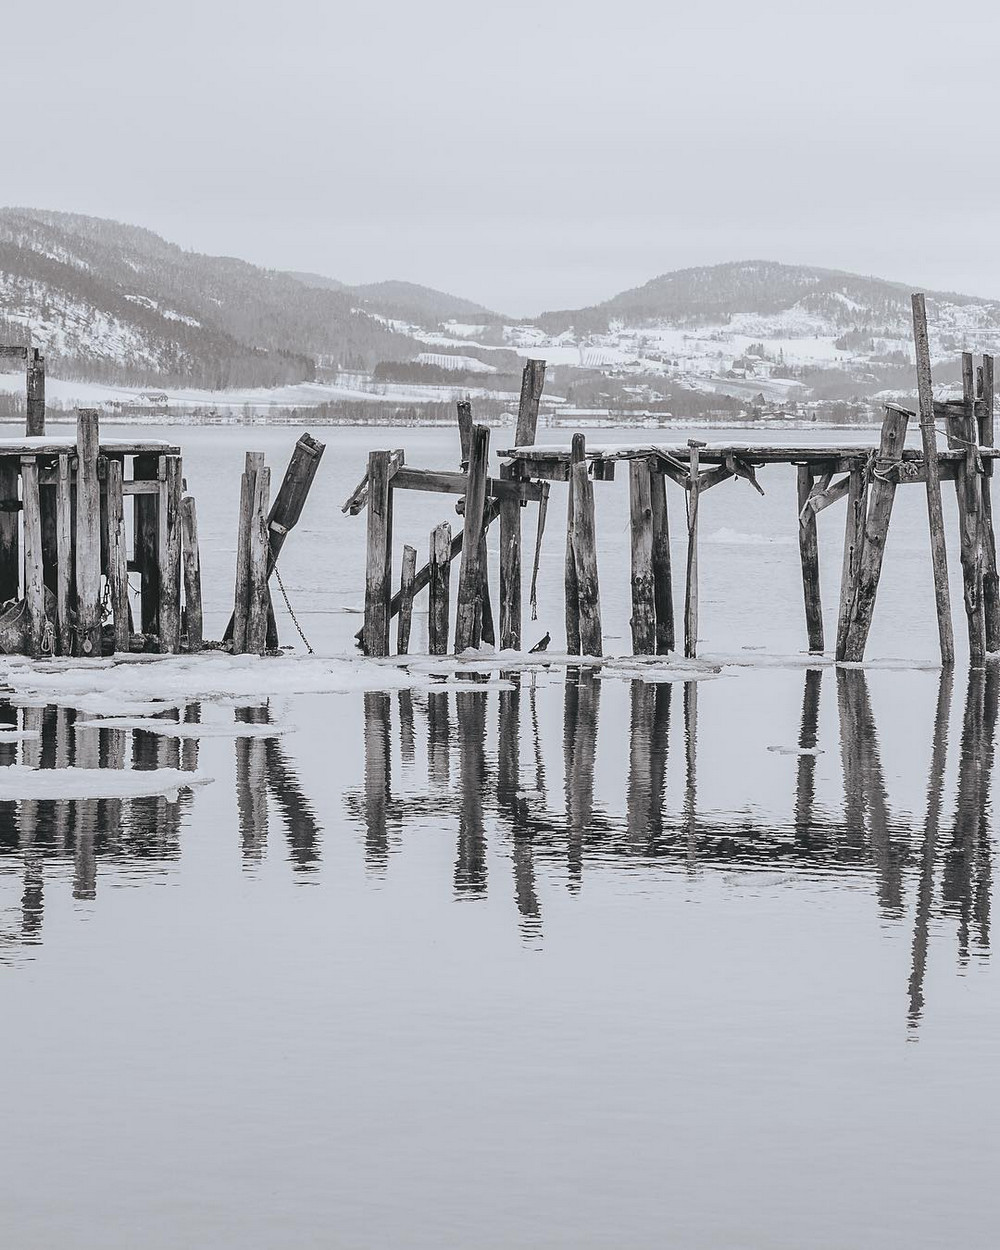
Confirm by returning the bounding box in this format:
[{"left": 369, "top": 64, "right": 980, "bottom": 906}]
[
  {"left": 246, "top": 465, "right": 272, "bottom": 655},
  {"left": 797, "top": 464, "right": 824, "bottom": 653},
  {"left": 55, "top": 454, "right": 72, "bottom": 656},
  {"left": 649, "top": 467, "right": 674, "bottom": 654},
  {"left": 180, "top": 496, "right": 203, "bottom": 652},
  {"left": 842, "top": 406, "right": 909, "bottom": 662},
  {"left": 479, "top": 531, "right": 495, "bottom": 647},
  {"left": 428, "top": 521, "right": 452, "bottom": 656},
  {"left": 363, "top": 450, "right": 394, "bottom": 657},
  {"left": 396, "top": 543, "right": 417, "bottom": 655},
  {"left": 106, "top": 458, "right": 129, "bottom": 653},
  {"left": 454, "top": 425, "right": 490, "bottom": 652},
  {"left": 835, "top": 465, "right": 867, "bottom": 661},
  {"left": 515, "top": 359, "right": 546, "bottom": 448},
  {"left": 158, "top": 455, "right": 183, "bottom": 654},
  {"left": 955, "top": 355, "right": 986, "bottom": 664},
  {"left": 978, "top": 355, "right": 999, "bottom": 652},
  {"left": 133, "top": 452, "right": 159, "bottom": 634},
  {"left": 75, "top": 409, "right": 102, "bottom": 657},
  {"left": 911, "top": 293, "right": 955, "bottom": 665},
  {"left": 20, "top": 458, "right": 44, "bottom": 658},
  {"left": 628, "top": 458, "right": 656, "bottom": 654},
  {"left": 570, "top": 436, "right": 602, "bottom": 657},
  {"left": 25, "top": 350, "right": 44, "bottom": 437},
  {"left": 684, "top": 441, "right": 703, "bottom": 659},
  {"left": 499, "top": 463, "right": 522, "bottom": 651},
  {"left": 456, "top": 400, "right": 473, "bottom": 469},
  {"left": 565, "top": 436, "right": 582, "bottom": 654},
  {"left": 232, "top": 451, "right": 264, "bottom": 653},
  {"left": 0, "top": 457, "right": 19, "bottom": 604}
]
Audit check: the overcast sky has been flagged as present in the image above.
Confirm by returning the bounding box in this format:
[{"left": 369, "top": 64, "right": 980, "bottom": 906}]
[{"left": 10, "top": 0, "right": 1000, "bottom": 315}]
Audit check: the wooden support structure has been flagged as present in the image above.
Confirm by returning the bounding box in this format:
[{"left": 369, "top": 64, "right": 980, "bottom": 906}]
[
  {"left": 797, "top": 464, "right": 824, "bottom": 653},
  {"left": 684, "top": 441, "right": 703, "bottom": 659},
  {"left": 454, "top": 425, "right": 490, "bottom": 652},
  {"left": 106, "top": 458, "right": 129, "bottom": 653},
  {"left": 20, "top": 457, "right": 45, "bottom": 658},
  {"left": 363, "top": 450, "right": 394, "bottom": 657},
  {"left": 396, "top": 544, "right": 417, "bottom": 655},
  {"left": 26, "top": 350, "right": 45, "bottom": 437},
  {"left": 157, "top": 456, "right": 183, "bottom": 654},
  {"left": 564, "top": 437, "right": 581, "bottom": 654},
  {"left": 246, "top": 465, "right": 272, "bottom": 656},
  {"left": 232, "top": 451, "right": 263, "bottom": 654},
  {"left": 180, "top": 496, "right": 204, "bottom": 652},
  {"left": 954, "top": 353, "right": 986, "bottom": 665},
  {"left": 628, "top": 458, "right": 656, "bottom": 654},
  {"left": 428, "top": 522, "right": 452, "bottom": 656},
  {"left": 55, "top": 454, "right": 72, "bottom": 656},
  {"left": 0, "top": 457, "right": 19, "bottom": 603},
  {"left": 75, "top": 409, "right": 102, "bottom": 657},
  {"left": 835, "top": 466, "right": 867, "bottom": 662},
  {"left": 570, "top": 434, "right": 603, "bottom": 656},
  {"left": 912, "top": 293, "right": 955, "bottom": 665},
  {"left": 978, "top": 355, "right": 1000, "bottom": 652},
  {"left": 649, "top": 466, "right": 674, "bottom": 654}
]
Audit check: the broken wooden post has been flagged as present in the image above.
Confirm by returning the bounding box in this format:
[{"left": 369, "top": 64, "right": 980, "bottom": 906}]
[
  {"left": 979, "top": 355, "right": 1000, "bottom": 652},
  {"left": 106, "top": 458, "right": 129, "bottom": 653},
  {"left": 396, "top": 543, "right": 417, "bottom": 655},
  {"left": 797, "top": 464, "right": 824, "bottom": 653},
  {"left": 25, "top": 350, "right": 44, "bottom": 437},
  {"left": 55, "top": 453, "right": 72, "bottom": 656},
  {"left": 20, "top": 457, "right": 44, "bottom": 658},
  {"left": 478, "top": 530, "right": 496, "bottom": 646},
  {"left": 180, "top": 496, "right": 203, "bottom": 652},
  {"left": 456, "top": 400, "right": 473, "bottom": 469},
  {"left": 565, "top": 436, "right": 582, "bottom": 654},
  {"left": 954, "top": 353, "right": 986, "bottom": 665},
  {"left": 842, "top": 406, "right": 909, "bottom": 662},
  {"left": 911, "top": 293, "right": 955, "bottom": 666},
  {"left": 684, "top": 440, "right": 704, "bottom": 659},
  {"left": 232, "top": 451, "right": 264, "bottom": 654},
  {"left": 649, "top": 465, "right": 674, "bottom": 654},
  {"left": 158, "top": 455, "right": 183, "bottom": 654},
  {"left": 835, "top": 464, "right": 867, "bottom": 662},
  {"left": 628, "top": 458, "right": 656, "bottom": 654},
  {"left": 570, "top": 434, "right": 602, "bottom": 656},
  {"left": 454, "top": 425, "right": 489, "bottom": 652},
  {"left": 0, "top": 457, "right": 19, "bottom": 604},
  {"left": 133, "top": 452, "right": 159, "bottom": 634},
  {"left": 75, "top": 408, "right": 102, "bottom": 657},
  {"left": 515, "top": 359, "right": 546, "bottom": 447},
  {"left": 265, "top": 433, "right": 325, "bottom": 574},
  {"left": 246, "top": 465, "right": 271, "bottom": 655},
  {"left": 499, "top": 364, "right": 546, "bottom": 652},
  {"left": 428, "top": 521, "right": 452, "bottom": 656},
  {"left": 363, "top": 449, "right": 394, "bottom": 657}
]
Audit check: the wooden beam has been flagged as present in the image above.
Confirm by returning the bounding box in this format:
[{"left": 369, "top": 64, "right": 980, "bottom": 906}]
[
  {"left": 649, "top": 466, "right": 674, "bottom": 654},
  {"left": 0, "top": 457, "right": 18, "bottom": 603},
  {"left": 835, "top": 467, "right": 867, "bottom": 662},
  {"left": 390, "top": 466, "right": 544, "bottom": 503},
  {"left": 979, "top": 356, "right": 1000, "bottom": 652},
  {"left": 246, "top": 465, "right": 271, "bottom": 655},
  {"left": 515, "top": 359, "right": 546, "bottom": 448},
  {"left": 233, "top": 452, "right": 263, "bottom": 654},
  {"left": 571, "top": 448, "right": 603, "bottom": 657}
]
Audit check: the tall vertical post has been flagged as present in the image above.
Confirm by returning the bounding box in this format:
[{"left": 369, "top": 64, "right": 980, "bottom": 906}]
[
  {"left": 133, "top": 452, "right": 159, "bottom": 634},
  {"left": 978, "top": 355, "right": 999, "bottom": 653},
  {"left": 55, "top": 453, "right": 72, "bottom": 656},
  {"left": 180, "top": 496, "right": 204, "bottom": 652},
  {"left": 564, "top": 436, "right": 582, "bottom": 654},
  {"left": 106, "top": 458, "right": 130, "bottom": 653},
  {"left": 20, "top": 457, "right": 45, "bottom": 658},
  {"left": 649, "top": 466, "right": 674, "bottom": 654},
  {"left": 158, "top": 455, "right": 183, "bottom": 654},
  {"left": 570, "top": 434, "right": 602, "bottom": 657},
  {"left": 684, "top": 441, "right": 703, "bottom": 659},
  {"left": 25, "top": 350, "right": 45, "bottom": 437},
  {"left": 454, "top": 426, "right": 489, "bottom": 653},
  {"left": 911, "top": 293, "right": 955, "bottom": 665},
  {"left": 396, "top": 544, "right": 417, "bottom": 655},
  {"left": 75, "top": 408, "right": 102, "bottom": 657},
  {"left": 835, "top": 465, "right": 867, "bottom": 662},
  {"left": 955, "top": 353, "right": 986, "bottom": 665},
  {"left": 797, "top": 464, "right": 824, "bottom": 653},
  {"left": 499, "top": 361, "right": 545, "bottom": 652},
  {"left": 628, "top": 458, "right": 656, "bottom": 654},
  {"left": 428, "top": 521, "right": 452, "bottom": 656},
  {"left": 363, "top": 450, "right": 394, "bottom": 657},
  {"left": 246, "top": 465, "right": 271, "bottom": 655},
  {"left": 0, "top": 457, "right": 18, "bottom": 604},
  {"left": 233, "top": 451, "right": 264, "bottom": 654}
]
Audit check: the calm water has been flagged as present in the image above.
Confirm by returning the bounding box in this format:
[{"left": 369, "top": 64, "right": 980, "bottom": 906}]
[{"left": 0, "top": 422, "right": 997, "bottom": 1249}]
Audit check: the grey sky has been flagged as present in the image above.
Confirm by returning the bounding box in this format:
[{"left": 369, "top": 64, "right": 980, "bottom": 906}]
[{"left": 10, "top": 0, "right": 999, "bottom": 315}]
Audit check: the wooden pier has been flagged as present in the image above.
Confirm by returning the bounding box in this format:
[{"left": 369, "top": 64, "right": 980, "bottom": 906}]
[{"left": 349, "top": 298, "right": 1000, "bottom": 667}]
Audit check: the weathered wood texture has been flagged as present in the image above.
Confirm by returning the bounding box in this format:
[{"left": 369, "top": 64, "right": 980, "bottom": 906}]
[
  {"left": 954, "top": 357, "right": 986, "bottom": 664},
  {"left": 55, "top": 454, "right": 72, "bottom": 656},
  {"left": 797, "top": 464, "right": 824, "bottom": 653},
  {"left": 133, "top": 452, "right": 159, "bottom": 634},
  {"left": 180, "top": 496, "right": 203, "bottom": 652},
  {"left": 246, "top": 465, "right": 272, "bottom": 655},
  {"left": 564, "top": 435, "right": 582, "bottom": 654},
  {"left": 912, "top": 294, "right": 955, "bottom": 665},
  {"left": 684, "top": 442, "right": 703, "bottom": 659},
  {"left": 842, "top": 407, "right": 909, "bottom": 662},
  {"left": 649, "top": 466, "right": 674, "bottom": 654},
  {"left": 396, "top": 543, "right": 417, "bottom": 655},
  {"left": 75, "top": 409, "right": 102, "bottom": 656},
  {"left": 835, "top": 467, "right": 867, "bottom": 661},
  {"left": 363, "top": 450, "right": 394, "bottom": 657},
  {"left": 978, "top": 355, "right": 1000, "bottom": 652},
  {"left": 499, "top": 462, "right": 522, "bottom": 650},
  {"left": 20, "top": 457, "right": 45, "bottom": 658},
  {"left": 0, "top": 457, "right": 19, "bottom": 603},
  {"left": 25, "top": 351, "right": 44, "bottom": 437},
  {"left": 106, "top": 458, "right": 129, "bottom": 652},
  {"left": 428, "top": 522, "right": 452, "bottom": 656},
  {"left": 454, "top": 426, "right": 490, "bottom": 652},
  {"left": 158, "top": 455, "right": 183, "bottom": 654},
  {"left": 628, "top": 459, "right": 656, "bottom": 654},
  {"left": 570, "top": 436, "right": 603, "bottom": 657},
  {"left": 233, "top": 452, "right": 264, "bottom": 653}
]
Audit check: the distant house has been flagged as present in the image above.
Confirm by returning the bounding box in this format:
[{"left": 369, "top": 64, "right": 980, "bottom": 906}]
[{"left": 138, "top": 391, "right": 169, "bottom": 406}]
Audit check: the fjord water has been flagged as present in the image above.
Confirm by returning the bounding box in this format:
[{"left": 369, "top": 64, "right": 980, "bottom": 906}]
[{"left": 1, "top": 423, "right": 998, "bottom": 1249}]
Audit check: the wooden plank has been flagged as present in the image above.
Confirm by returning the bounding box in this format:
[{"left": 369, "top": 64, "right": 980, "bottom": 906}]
[
  {"left": 265, "top": 433, "right": 325, "bottom": 572},
  {"left": 801, "top": 473, "right": 851, "bottom": 517},
  {"left": 454, "top": 425, "right": 490, "bottom": 652},
  {"left": 978, "top": 355, "right": 999, "bottom": 652},
  {"left": 133, "top": 452, "right": 159, "bottom": 634},
  {"left": 55, "top": 454, "right": 72, "bottom": 656},
  {"left": 571, "top": 440, "right": 602, "bottom": 657},
  {"left": 684, "top": 442, "right": 703, "bottom": 659},
  {"left": 246, "top": 465, "right": 271, "bottom": 655},
  {"left": 396, "top": 543, "right": 417, "bottom": 655},
  {"left": 649, "top": 465, "right": 674, "bottom": 654},
  {"left": 515, "top": 359, "right": 546, "bottom": 448},
  {"left": 363, "top": 450, "right": 394, "bottom": 657},
  {"left": 232, "top": 451, "right": 264, "bottom": 653},
  {"left": 390, "top": 466, "right": 544, "bottom": 502},
  {"left": 628, "top": 459, "right": 656, "bottom": 654},
  {"left": 157, "top": 455, "right": 183, "bottom": 654},
  {"left": 121, "top": 480, "right": 159, "bottom": 495},
  {"left": 501, "top": 442, "right": 1000, "bottom": 467},
  {"left": 797, "top": 464, "right": 824, "bottom": 653},
  {"left": 180, "top": 496, "right": 204, "bottom": 652},
  {"left": 106, "top": 458, "right": 129, "bottom": 653},
  {"left": 499, "top": 462, "right": 522, "bottom": 650},
  {"left": 911, "top": 293, "right": 955, "bottom": 665},
  {"left": 0, "top": 457, "right": 19, "bottom": 603},
  {"left": 428, "top": 522, "right": 452, "bottom": 656},
  {"left": 75, "top": 409, "right": 102, "bottom": 657},
  {"left": 20, "top": 457, "right": 45, "bottom": 658},
  {"left": 842, "top": 407, "right": 910, "bottom": 662},
  {"left": 835, "top": 467, "right": 867, "bottom": 662}
]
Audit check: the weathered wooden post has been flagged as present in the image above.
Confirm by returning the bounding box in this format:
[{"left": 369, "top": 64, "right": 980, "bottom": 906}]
[
  {"left": 649, "top": 466, "right": 674, "bottom": 654},
  {"left": 246, "top": 465, "right": 271, "bottom": 655},
  {"left": 570, "top": 434, "right": 602, "bottom": 656},
  {"left": 684, "top": 440, "right": 704, "bottom": 659},
  {"left": 500, "top": 360, "right": 546, "bottom": 651},
  {"left": 835, "top": 464, "right": 867, "bottom": 662},
  {"left": 428, "top": 521, "right": 452, "bottom": 656},
  {"left": 979, "top": 355, "right": 1000, "bottom": 652},
  {"left": 75, "top": 409, "right": 102, "bottom": 656},
  {"left": 55, "top": 453, "right": 72, "bottom": 656},
  {"left": 911, "top": 293, "right": 955, "bottom": 665},
  {"left": 842, "top": 406, "right": 909, "bottom": 662},
  {"left": 158, "top": 455, "right": 183, "bottom": 653},
  {"left": 106, "top": 458, "right": 130, "bottom": 653},
  {"left": 797, "top": 464, "right": 824, "bottom": 653},
  {"left": 0, "top": 457, "right": 18, "bottom": 604},
  {"left": 565, "top": 435, "right": 582, "bottom": 654},
  {"left": 133, "top": 452, "right": 159, "bottom": 635},
  {"left": 628, "top": 458, "right": 656, "bottom": 654},
  {"left": 20, "top": 457, "right": 45, "bottom": 658},
  {"left": 180, "top": 497, "right": 203, "bottom": 652},
  {"left": 363, "top": 450, "right": 394, "bottom": 657},
  {"left": 233, "top": 451, "right": 264, "bottom": 654},
  {"left": 396, "top": 544, "right": 417, "bottom": 655},
  {"left": 26, "top": 350, "right": 44, "bottom": 437},
  {"left": 454, "top": 425, "right": 490, "bottom": 652},
  {"left": 954, "top": 352, "right": 986, "bottom": 665}
]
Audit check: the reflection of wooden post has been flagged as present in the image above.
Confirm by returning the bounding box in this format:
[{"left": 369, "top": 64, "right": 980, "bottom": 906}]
[
  {"left": 363, "top": 691, "right": 391, "bottom": 871},
  {"left": 842, "top": 407, "right": 909, "bottom": 662},
  {"left": 454, "top": 426, "right": 489, "bottom": 652},
  {"left": 794, "top": 669, "right": 822, "bottom": 833},
  {"left": 21, "top": 457, "right": 45, "bottom": 658},
  {"left": 455, "top": 692, "right": 488, "bottom": 897},
  {"left": 978, "top": 356, "right": 1000, "bottom": 652},
  {"left": 911, "top": 293, "right": 955, "bottom": 665},
  {"left": 835, "top": 465, "right": 866, "bottom": 661},
  {"left": 797, "top": 465, "right": 823, "bottom": 652},
  {"left": 650, "top": 467, "right": 674, "bottom": 654},
  {"left": 628, "top": 460, "right": 655, "bottom": 654},
  {"left": 428, "top": 522, "right": 452, "bottom": 656},
  {"left": 106, "top": 458, "right": 129, "bottom": 653},
  {"left": 75, "top": 408, "right": 102, "bottom": 657}
]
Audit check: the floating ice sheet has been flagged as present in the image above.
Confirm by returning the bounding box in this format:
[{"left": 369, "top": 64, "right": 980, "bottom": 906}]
[{"left": 0, "top": 766, "right": 211, "bottom": 802}]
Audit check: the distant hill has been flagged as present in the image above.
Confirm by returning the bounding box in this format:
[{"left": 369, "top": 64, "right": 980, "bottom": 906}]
[{"left": 290, "top": 272, "right": 503, "bottom": 325}]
